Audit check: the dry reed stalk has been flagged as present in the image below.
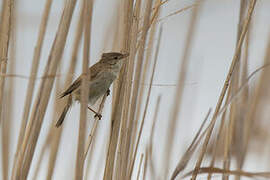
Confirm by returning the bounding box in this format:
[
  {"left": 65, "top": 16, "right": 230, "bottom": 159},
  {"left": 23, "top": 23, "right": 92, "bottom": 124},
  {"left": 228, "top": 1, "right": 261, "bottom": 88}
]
[
  {"left": 223, "top": 80, "right": 238, "bottom": 180},
  {"left": 32, "top": 136, "right": 48, "bottom": 179},
  {"left": 207, "top": 89, "right": 230, "bottom": 180},
  {"left": 223, "top": 64, "right": 240, "bottom": 180},
  {"left": 163, "top": 2, "right": 202, "bottom": 178},
  {"left": 236, "top": 11, "right": 250, "bottom": 176},
  {"left": 128, "top": 25, "right": 161, "bottom": 179},
  {"left": 12, "top": 0, "right": 78, "bottom": 179},
  {"left": 32, "top": 3, "right": 84, "bottom": 177},
  {"left": 32, "top": 69, "right": 67, "bottom": 179},
  {"left": 0, "top": 0, "right": 13, "bottom": 125},
  {"left": 171, "top": 109, "right": 211, "bottom": 180},
  {"left": 12, "top": 0, "right": 53, "bottom": 178},
  {"left": 120, "top": 0, "right": 153, "bottom": 178},
  {"left": 131, "top": 0, "right": 161, "bottom": 157},
  {"left": 15, "top": 39, "right": 56, "bottom": 179},
  {"left": 46, "top": 2, "right": 84, "bottom": 179},
  {"left": 222, "top": 119, "right": 230, "bottom": 180},
  {"left": 240, "top": 19, "right": 250, "bottom": 103},
  {"left": 240, "top": 33, "right": 270, "bottom": 168},
  {"left": 32, "top": 76, "right": 62, "bottom": 179},
  {"left": 224, "top": 73, "right": 242, "bottom": 180},
  {"left": 39, "top": 64, "right": 62, "bottom": 179},
  {"left": 103, "top": 0, "right": 134, "bottom": 179},
  {"left": 83, "top": 3, "right": 121, "bottom": 178},
  {"left": 85, "top": 141, "right": 107, "bottom": 180},
  {"left": 147, "top": 95, "right": 161, "bottom": 180},
  {"left": 116, "top": 0, "right": 141, "bottom": 178},
  {"left": 84, "top": 94, "right": 107, "bottom": 159},
  {"left": 215, "top": 62, "right": 270, "bottom": 119},
  {"left": 136, "top": 0, "right": 167, "bottom": 35},
  {"left": 234, "top": 3, "right": 249, "bottom": 180},
  {"left": 222, "top": 2, "right": 247, "bottom": 179},
  {"left": 142, "top": 150, "right": 148, "bottom": 180},
  {"left": 111, "top": 5, "right": 123, "bottom": 108},
  {"left": 146, "top": 151, "right": 152, "bottom": 180},
  {"left": 13, "top": 1, "right": 53, "bottom": 170},
  {"left": 75, "top": 0, "right": 93, "bottom": 179},
  {"left": 152, "top": 0, "right": 169, "bottom": 10},
  {"left": 185, "top": 167, "right": 270, "bottom": 179},
  {"left": 1, "top": 3, "right": 16, "bottom": 178},
  {"left": 191, "top": 0, "right": 257, "bottom": 179},
  {"left": 136, "top": 154, "right": 144, "bottom": 180},
  {"left": 111, "top": 3, "right": 124, "bottom": 108},
  {"left": 158, "top": 3, "right": 198, "bottom": 22}
]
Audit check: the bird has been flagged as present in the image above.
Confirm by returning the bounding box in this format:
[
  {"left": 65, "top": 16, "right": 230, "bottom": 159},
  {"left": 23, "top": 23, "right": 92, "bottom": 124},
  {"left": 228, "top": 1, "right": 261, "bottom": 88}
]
[{"left": 55, "top": 52, "right": 129, "bottom": 127}]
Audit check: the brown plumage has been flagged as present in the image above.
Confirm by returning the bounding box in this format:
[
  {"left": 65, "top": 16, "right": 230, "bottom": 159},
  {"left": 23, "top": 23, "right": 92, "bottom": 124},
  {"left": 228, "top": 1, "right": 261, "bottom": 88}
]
[{"left": 55, "top": 52, "right": 129, "bottom": 127}]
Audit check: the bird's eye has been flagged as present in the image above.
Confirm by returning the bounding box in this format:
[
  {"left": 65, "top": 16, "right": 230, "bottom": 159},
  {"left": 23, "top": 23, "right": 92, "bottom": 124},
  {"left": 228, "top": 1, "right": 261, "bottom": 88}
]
[{"left": 114, "top": 57, "right": 118, "bottom": 60}]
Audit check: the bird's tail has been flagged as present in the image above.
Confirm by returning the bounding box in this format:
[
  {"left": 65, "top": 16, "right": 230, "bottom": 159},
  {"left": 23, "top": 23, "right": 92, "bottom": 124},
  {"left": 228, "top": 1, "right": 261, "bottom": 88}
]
[{"left": 55, "top": 95, "right": 72, "bottom": 128}]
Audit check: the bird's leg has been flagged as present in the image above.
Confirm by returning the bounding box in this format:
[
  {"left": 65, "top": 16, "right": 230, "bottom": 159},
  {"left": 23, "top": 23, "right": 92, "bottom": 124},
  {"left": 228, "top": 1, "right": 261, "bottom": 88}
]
[
  {"left": 87, "top": 106, "right": 102, "bottom": 120},
  {"left": 106, "top": 89, "right": 110, "bottom": 96}
]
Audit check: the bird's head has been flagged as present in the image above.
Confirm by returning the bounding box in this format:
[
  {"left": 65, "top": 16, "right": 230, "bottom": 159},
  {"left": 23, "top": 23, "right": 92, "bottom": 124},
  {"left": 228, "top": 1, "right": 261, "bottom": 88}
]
[{"left": 100, "top": 52, "right": 129, "bottom": 65}]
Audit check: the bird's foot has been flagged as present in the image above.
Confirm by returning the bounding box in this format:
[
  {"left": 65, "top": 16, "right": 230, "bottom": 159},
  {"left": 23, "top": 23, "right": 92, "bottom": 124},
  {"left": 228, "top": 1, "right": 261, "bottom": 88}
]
[
  {"left": 94, "top": 113, "right": 102, "bottom": 120},
  {"left": 106, "top": 89, "right": 110, "bottom": 96}
]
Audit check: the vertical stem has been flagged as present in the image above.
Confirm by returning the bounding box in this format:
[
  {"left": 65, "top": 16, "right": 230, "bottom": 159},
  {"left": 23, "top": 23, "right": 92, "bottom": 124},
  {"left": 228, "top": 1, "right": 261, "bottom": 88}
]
[
  {"left": 12, "top": 0, "right": 53, "bottom": 177},
  {"left": 75, "top": 0, "right": 93, "bottom": 179},
  {"left": 191, "top": 1, "right": 257, "bottom": 179},
  {"left": 0, "top": 0, "right": 13, "bottom": 124},
  {"left": 163, "top": 2, "right": 202, "bottom": 178},
  {"left": 12, "top": 0, "right": 78, "bottom": 178}
]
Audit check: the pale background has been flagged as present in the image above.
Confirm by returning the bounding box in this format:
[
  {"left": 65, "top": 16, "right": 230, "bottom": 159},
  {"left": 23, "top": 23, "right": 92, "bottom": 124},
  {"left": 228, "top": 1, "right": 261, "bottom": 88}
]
[{"left": 1, "top": 0, "right": 270, "bottom": 179}]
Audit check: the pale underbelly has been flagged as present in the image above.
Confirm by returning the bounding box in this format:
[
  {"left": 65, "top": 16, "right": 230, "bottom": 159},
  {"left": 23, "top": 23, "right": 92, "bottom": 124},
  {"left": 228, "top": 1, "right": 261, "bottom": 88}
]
[{"left": 73, "top": 74, "right": 115, "bottom": 105}]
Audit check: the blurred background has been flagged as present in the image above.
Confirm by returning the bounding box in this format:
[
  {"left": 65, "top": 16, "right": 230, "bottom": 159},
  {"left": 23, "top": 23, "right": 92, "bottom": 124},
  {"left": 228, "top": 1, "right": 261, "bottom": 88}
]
[{"left": 1, "top": 0, "right": 270, "bottom": 179}]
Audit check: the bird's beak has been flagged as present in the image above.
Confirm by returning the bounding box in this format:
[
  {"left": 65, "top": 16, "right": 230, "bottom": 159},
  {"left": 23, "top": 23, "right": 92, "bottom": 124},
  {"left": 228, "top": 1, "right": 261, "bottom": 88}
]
[{"left": 121, "top": 52, "right": 129, "bottom": 59}]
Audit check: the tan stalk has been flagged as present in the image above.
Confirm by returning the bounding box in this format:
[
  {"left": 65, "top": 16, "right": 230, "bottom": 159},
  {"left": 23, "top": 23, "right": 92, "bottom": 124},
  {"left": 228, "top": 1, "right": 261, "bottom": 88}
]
[
  {"left": 207, "top": 88, "right": 231, "bottom": 180},
  {"left": 33, "top": 64, "right": 62, "bottom": 179},
  {"left": 0, "top": 0, "right": 13, "bottom": 125},
  {"left": 233, "top": 2, "right": 249, "bottom": 180},
  {"left": 240, "top": 31, "right": 270, "bottom": 168},
  {"left": 103, "top": 0, "right": 134, "bottom": 179},
  {"left": 13, "top": 1, "right": 53, "bottom": 171},
  {"left": 223, "top": 120, "right": 230, "bottom": 180},
  {"left": 122, "top": 0, "right": 153, "bottom": 178},
  {"left": 184, "top": 167, "right": 270, "bottom": 179},
  {"left": 74, "top": 0, "right": 93, "bottom": 179},
  {"left": 1, "top": 2, "right": 16, "bottom": 179},
  {"left": 148, "top": 95, "right": 161, "bottom": 179},
  {"left": 191, "top": 0, "right": 257, "bottom": 179},
  {"left": 12, "top": 0, "right": 78, "bottom": 178},
  {"left": 136, "top": 154, "right": 144, "bottom": 180},
  {"left": 158, "top": 3, "right": 198, "bottom": 22},
  {"left": 131, "top": 0, "right": 161, "bottom": 157},
  {"left": 111, "top": 3, "right": 123, "bottom": 108},
  {"left": 223, "top": 1, "right": 247, "bottom": 179},
  {"left": 216, "top": 63, "right": 270, "bottom": 118},
  {"left": 117, "top": 0, "right": 141, "bottom": 179},
  {"left": 84, "top": 94, "right": 107, "bottom": 159},
  {"left": 84, "top": 2, "right": 121, "bottom": 179},
  {"left": 142, "top": 150, "right": 148, "bottom": 180},
  {"left": 128, "top": 25, "right": 161, "bottom": 179},
  {"left": 46, "top": 1, "right": 84, "bottom": 179},
  {"left": 223, "top": 67, "right": 238, "bottom": 180},
  {"left": 163, "top": 2, "right": 202, "bottom": 178},
  {"left": 236, "top": 9, "right": 250, "bottom": 175},
  {"left": 171, "top": 109, "right": 211, "bottom": 180}
]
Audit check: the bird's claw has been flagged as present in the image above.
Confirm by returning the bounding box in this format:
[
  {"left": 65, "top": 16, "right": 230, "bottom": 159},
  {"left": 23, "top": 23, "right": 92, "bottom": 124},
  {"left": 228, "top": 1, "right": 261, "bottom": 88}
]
[
  {"left": 106, "top": 89, "right": 110, "bottom": 96},
  {"left": 94, "top": 113, "right": 102, "bottom": 120}
]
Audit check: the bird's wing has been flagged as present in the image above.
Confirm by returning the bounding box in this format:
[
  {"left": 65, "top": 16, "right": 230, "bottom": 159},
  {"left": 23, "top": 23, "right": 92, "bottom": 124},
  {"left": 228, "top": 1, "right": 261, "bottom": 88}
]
[
  {"left": 60, "top": 62, "right": 102, "bottom": 98},
  {"left": 60, "top": 77, "right": 81, "bottom": 98},
  {"left": 89, "top": 62, "right": 102, "bottom": 80}
]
